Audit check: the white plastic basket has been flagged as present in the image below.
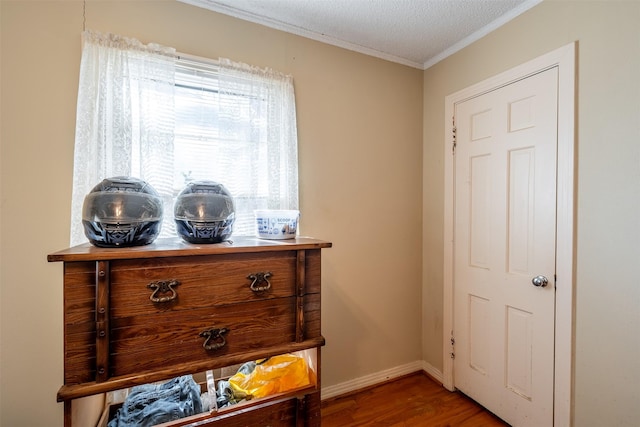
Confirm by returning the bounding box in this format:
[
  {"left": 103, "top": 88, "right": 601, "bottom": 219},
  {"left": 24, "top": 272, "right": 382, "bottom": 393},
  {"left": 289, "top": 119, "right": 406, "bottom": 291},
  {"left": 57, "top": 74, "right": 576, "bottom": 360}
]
[{"left": 255, "top": 210, "right": 300, "bottom": 239}]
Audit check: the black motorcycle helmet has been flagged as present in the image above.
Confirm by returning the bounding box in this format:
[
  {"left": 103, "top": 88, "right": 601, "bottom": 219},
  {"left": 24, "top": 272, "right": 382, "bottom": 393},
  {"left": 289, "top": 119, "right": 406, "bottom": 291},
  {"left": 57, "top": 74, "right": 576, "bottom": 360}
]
[
  {"left": 174, "top": 180, "right": 235, "bottom": 244},
  {"left": 82, "top": 176, "right": 163, "bottom": 247}
]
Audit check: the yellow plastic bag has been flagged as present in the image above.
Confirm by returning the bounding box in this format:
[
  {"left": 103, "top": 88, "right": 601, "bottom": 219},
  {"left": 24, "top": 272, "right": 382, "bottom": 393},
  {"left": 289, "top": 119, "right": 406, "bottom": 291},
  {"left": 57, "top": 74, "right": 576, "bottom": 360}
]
[{"left": 228, "top": 354, "right": 313, "bottom": 399}]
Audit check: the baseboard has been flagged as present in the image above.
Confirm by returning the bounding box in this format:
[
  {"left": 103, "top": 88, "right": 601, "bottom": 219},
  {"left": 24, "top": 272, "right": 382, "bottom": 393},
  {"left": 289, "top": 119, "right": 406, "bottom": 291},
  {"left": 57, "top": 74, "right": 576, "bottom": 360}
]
[
  {"left": 421, "top": 360, "right": 443, "bottom": 384},
  {"left": 321, "top": 360, "right": 424, "bottom": 401}
]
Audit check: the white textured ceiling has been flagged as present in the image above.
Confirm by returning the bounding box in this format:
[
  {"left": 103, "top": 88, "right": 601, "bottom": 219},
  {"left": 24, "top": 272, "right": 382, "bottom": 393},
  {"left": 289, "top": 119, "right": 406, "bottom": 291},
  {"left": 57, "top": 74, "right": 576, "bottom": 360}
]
[{"left": 178, "top": 0, "right": 541, "bottom": 69}]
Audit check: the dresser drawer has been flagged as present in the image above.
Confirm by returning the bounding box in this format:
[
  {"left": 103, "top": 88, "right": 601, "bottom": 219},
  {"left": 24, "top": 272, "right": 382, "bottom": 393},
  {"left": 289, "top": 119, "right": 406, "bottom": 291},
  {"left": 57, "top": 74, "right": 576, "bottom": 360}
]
[
  {"left": 109, "top": 298, "right": 297, "bottom": 378},
  {"left": 109, "top": 252, "right": 297, "bottom": 319},
  {"left": 63, "top": 294, "right": 322, "bottom": 385}
]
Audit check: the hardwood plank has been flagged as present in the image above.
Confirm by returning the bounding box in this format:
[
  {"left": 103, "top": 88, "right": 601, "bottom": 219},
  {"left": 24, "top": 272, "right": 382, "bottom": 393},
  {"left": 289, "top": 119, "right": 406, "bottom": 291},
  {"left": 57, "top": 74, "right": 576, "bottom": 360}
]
[{"left": 321, "top": 372, "right": 509, "bottom": 426}]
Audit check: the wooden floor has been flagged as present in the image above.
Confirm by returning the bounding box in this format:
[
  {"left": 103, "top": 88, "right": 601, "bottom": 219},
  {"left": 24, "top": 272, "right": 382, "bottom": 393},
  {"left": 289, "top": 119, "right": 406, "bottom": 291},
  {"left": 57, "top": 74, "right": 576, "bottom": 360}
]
[{"left": 321, "top": 372, "right": 510, "bottom": 426}]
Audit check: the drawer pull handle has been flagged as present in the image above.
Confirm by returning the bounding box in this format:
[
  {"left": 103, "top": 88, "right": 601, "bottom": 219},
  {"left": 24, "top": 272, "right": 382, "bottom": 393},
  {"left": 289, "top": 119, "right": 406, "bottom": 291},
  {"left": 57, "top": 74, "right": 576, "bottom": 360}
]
[
  {"left": 200, "top": 327, "right": 229, "bottom": 351},
  {"left": 147, "top": 280, "right": 181, "bottom": 303},
  {"left": 248, "top": 272, "right": 272, "bottom": 292}
]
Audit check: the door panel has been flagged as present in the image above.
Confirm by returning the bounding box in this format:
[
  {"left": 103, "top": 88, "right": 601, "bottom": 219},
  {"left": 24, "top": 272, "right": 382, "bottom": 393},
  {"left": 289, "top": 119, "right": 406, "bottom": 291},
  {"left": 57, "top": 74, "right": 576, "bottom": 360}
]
[{"left": 453, "top": 68, "right": 558, "bottom": 427}]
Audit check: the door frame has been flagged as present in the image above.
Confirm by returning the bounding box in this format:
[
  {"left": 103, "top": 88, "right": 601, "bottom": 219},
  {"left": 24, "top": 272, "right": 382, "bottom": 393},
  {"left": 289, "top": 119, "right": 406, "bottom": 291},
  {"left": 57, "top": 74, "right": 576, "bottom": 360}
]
[{"left": 443, "top": 42, "right": 576, "bottom": 426}]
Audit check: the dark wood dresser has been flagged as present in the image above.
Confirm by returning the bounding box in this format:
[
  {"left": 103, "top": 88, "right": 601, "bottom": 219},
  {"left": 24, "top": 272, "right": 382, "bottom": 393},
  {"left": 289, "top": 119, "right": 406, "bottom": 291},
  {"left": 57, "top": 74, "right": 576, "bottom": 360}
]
[{"left": 48, "top": 236, "right": 331, "bottom": 426}]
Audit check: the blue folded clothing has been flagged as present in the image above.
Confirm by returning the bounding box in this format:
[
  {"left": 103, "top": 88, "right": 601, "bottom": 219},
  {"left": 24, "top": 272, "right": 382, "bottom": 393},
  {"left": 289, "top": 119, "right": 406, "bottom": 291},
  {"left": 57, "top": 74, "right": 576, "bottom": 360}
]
[{"left": 108, "top": 375, "right": 203, "bottom": 427}]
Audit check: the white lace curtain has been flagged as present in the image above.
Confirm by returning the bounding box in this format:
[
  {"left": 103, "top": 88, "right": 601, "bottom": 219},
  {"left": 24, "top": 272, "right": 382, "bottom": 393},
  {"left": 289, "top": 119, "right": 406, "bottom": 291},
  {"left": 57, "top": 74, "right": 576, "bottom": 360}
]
[
  {"left": 214, "top": 58, "right": 299, "bottom": 234},
  {"left": 70, "top": 31, "right": 299, "bottom": 245}
]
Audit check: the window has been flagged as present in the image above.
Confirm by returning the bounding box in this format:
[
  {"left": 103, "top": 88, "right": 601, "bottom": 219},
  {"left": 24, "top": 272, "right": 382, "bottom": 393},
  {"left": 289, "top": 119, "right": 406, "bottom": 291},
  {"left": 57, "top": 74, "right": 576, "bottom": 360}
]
[
  {"left": 172, "top": 58, "right": 294, "bottom": 236},
  {"left": 70, "top": 32, "right": 299, "bottom": 245}
]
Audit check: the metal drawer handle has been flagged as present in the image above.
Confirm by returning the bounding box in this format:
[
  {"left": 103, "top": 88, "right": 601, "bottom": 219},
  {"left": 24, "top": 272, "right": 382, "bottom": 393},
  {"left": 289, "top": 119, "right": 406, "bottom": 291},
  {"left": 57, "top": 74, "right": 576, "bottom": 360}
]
[
  {"left": 147, "top": 280, "right": 181, "bottom": 303},
  {"left": 200, "top": 327, "right": 229, "bottom": 351},
  {"left": 248, "top": 272, "right": 272, "bottom": 292}
]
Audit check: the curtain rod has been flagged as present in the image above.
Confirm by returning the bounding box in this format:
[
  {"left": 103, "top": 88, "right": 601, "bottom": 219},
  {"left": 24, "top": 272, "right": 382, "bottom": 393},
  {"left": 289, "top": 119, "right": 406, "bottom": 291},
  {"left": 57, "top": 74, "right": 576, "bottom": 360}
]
[{"left": 176, "top": 52, "right": 220, "bottom": 67}]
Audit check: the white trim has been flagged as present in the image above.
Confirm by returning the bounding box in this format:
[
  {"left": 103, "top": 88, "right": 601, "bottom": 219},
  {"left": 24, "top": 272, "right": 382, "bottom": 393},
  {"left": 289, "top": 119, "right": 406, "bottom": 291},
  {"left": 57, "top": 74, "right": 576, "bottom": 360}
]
[
  {"left": 553, "top": 41, "right": 577, "bottom": 427},
  {"left": 178, "top": 0, "right": 541, "bottom": 71},
  {"left": 422, "top": 361, "right": 444, "bottom": 384},
  {"left": 422, "top": 0, "right": 543, "bottom": 69},
  {"left": 443, "top": 42, "right": 576, "bottom": 426},
  {"left": 320, "top": 361, "right": 423, "bottom": 400},
  {"left": 178, "top": 0, "right": 423, "bottom": 69}
]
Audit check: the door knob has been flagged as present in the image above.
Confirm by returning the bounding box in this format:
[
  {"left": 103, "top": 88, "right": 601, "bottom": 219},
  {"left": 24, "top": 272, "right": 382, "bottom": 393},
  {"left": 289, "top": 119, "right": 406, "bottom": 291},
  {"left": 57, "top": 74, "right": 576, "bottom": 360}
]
[{"left": 532, "top": 275, "right": 549, "bottom": 287}]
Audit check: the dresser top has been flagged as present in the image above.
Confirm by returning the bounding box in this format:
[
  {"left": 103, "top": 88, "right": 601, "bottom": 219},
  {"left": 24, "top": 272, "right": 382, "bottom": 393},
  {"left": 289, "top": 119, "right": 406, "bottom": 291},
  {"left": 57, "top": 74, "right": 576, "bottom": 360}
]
[{"left": 48, "top": 236, "right": 332, "bottom": 262}]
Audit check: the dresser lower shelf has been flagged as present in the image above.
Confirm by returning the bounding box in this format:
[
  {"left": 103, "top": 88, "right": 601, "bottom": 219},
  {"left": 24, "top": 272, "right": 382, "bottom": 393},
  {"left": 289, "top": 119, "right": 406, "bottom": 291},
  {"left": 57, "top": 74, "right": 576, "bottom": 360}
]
[
  {"left": 58, "top": 337, "right": 325, "bottom": 402},
  {"left": 74, "top": 346, "right": 322, "bottom": 427},
  {"left": 98, "top": 388, "right": 321, "bottom": 427}
]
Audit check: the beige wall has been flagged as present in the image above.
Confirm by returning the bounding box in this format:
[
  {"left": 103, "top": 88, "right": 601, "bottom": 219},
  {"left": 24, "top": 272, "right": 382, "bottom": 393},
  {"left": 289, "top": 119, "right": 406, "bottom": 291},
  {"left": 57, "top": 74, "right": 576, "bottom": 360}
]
[
  {"left": 423, "top": 1, "right": 640, "bottom": 426},
  {"left": 0, "top": 1, "right": 423, "bottom": 425},
  {"left": 3, "top": 0, "right": 640, "bottom": 426}
]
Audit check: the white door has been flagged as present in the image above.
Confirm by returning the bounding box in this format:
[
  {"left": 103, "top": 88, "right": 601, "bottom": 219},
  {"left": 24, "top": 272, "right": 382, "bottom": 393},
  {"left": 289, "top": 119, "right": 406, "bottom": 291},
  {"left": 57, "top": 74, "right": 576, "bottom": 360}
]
[{"left": 453, "top": 67, "right": 558, "bottom": 426}]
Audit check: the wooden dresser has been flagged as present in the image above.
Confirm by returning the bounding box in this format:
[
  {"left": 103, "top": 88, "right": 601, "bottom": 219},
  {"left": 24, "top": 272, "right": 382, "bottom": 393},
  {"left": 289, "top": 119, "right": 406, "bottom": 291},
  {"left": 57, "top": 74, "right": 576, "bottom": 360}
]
[{"left": 48, "top": 236, "right": 332, "bottom": 426}]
